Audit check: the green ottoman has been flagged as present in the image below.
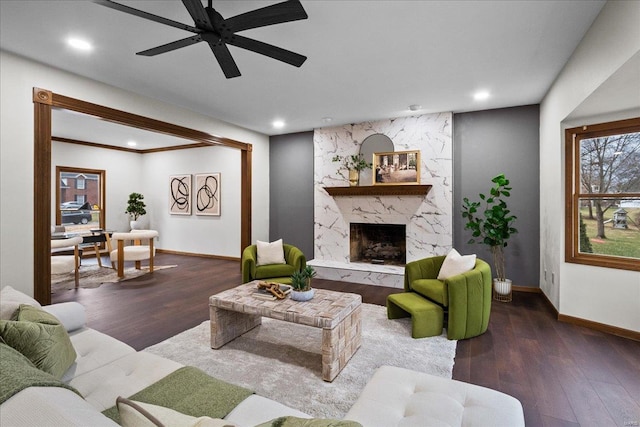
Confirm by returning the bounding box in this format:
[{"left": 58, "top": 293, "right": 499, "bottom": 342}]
[{"left": 387, "top": 292, "right": 444, "bottom": 338}]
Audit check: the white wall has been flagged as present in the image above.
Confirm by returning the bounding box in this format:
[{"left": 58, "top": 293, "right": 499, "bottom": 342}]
[
  {"left": 539, "top": 0, "right": 640, "bottom": 332},
  {"left": 0, "top": 51, "right": 270, "bottom": 297}
]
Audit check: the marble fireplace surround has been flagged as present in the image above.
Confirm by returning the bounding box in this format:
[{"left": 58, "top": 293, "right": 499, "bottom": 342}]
[{"left": 309, "top": 113, "right": 453, "bottom": 289}]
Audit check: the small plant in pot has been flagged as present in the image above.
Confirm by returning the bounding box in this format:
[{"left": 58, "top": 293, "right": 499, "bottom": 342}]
[
  {"left": 290, "top": 266, "right": 317, "bottom": 302},
  {"left": 125, "top": 192, "right": 146, "bottom": 230},
  {"left": 461, "top": 174, "right": 518, "bottom": 302},
  {"left": 332, "top": 154, "right": 372, "bottom": 186}
]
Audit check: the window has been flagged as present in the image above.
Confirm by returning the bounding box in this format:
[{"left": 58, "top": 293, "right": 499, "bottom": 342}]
[
  {"left": 565, "top": 117, "right": 640, "bottom": 271},
  {"left": 57, "top": 166, "right": 105, "bottom": 231}
]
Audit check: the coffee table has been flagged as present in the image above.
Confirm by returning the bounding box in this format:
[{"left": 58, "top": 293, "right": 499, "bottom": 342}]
[{"left": 209, "top": 281, "right": 362, "bottom": 382}]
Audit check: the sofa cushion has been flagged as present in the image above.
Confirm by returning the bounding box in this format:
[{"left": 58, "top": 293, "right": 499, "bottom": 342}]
[
  {"left": 0, "top": 341, "right": 80, "bottom": 404},
  {"left": 116, "top": 396, "right": 233, "bottom": 427},
  {"left": 256, "top": 239, "right": 286, "bottom": 266},
  {"left": 437, "top": 248, "right": 476, "bottom": 280},
  {"left": 0, "top": 304, "right": 77, "bottom": 379},
  {"left": 411, "top": 278, "right": 448, "bottom": 306},
  {"left": 70, "top": 351, "right": 183, "bottom": 412},
  {"left": 255, "top": 263, "right": 296, "bottom": 280},
  {"left": 0, "top": 285, "right": 41, "bottom": 320},
  {"left": 1, "top": 386, "right": 119, "bottom": 427},
  {"left": 62, "top": 327, "right": 137, "bottom": 383}
]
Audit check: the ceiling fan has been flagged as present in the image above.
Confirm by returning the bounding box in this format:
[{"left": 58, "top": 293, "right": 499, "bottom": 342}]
[{"left": 93, "top": 0, "right": 308, "bottom": 78}]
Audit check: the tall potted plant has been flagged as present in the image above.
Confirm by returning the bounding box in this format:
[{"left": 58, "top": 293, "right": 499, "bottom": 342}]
[
  {"left": 125, "top": 192, "right": 147, "bottom": 230},
  {"left": 461, "top": 174, "right": 518, "bottom": 300},
  {"left": 332, "top": 154, "right": 372, "bottom": 186}
]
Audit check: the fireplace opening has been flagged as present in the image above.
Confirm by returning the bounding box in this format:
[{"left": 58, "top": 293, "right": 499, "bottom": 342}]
[{"left": 350, "top": 223, "right": 406, "bottom": 265}]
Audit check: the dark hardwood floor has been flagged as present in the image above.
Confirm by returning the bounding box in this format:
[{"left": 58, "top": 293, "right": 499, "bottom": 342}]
[{"left": 52, "top": 253, "right": 640, "bottom": 427}]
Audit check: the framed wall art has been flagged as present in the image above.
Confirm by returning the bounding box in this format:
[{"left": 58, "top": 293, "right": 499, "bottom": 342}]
[
  {"left": 195, "top": 173, "right": 221, "bottom": 216},
  {"left": 373, "top": 150, "right": 420, "bottom": 185},
  {"left": 169, "top": 174, "right": 191, "bottom": 215}
]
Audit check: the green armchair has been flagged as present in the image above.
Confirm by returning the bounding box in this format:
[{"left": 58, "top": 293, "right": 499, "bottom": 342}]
[
  {"left": 404, "top": 255, "right": 492, "bottom": 340},
  {"left": 241, "top": 243, "right": 306, "bottom": 284}
]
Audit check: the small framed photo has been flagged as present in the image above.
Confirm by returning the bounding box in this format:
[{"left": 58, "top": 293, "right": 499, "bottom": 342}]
[
  {"left": 195, "top": 173, "right": 221, "bottom": 216},
  {"left": 373, "top": 150, "right": 420, "bottom": 185},
  {"left": 169, "top": 174, "right": 191, "bottom": 215}
]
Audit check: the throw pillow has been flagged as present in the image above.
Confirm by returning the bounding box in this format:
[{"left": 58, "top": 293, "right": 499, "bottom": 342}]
[
  {"left": 0, "top": 285, "right": 42, "bottom": 320},
  {"left": 437, "top": 248, "right": 476, "bottom": 280},
  {"left": 255, "top": 417, "right": 362, "bottom": 427},
  {"left": 256, "top": 239, "right": 286, "bottom": 266},
  {"left": 116, "top": 397, "right": 235, "bottom": 427},
  {"left": 0, "top": 304, "right": 77, "bottom": 379}
]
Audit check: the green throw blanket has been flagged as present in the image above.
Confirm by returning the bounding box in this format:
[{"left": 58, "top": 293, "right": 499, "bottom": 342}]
[
  {"left": 102, "top": 366, "right": 253, "bottom": 423},
  {"left": 0, "top": 342, "right": 81, "bottom": 404}
]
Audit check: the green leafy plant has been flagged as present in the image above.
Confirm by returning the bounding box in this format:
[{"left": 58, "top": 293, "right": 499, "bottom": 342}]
[
  {"left": 461, "top": 174, "right": 518, "bottom": 281},
  {"left": 332, "top": 154, "right": 372, "bottom": 172},
  {"left": 125, "top": 192, "right": 147, "bottom": 220},
  {"left": 290, "top": 266, "right": 317, "bottom": 291}
]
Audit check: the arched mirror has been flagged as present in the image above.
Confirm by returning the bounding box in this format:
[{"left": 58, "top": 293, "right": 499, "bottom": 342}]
[{"left": 359, "top": 133, "right": 394, "bottom": 185}]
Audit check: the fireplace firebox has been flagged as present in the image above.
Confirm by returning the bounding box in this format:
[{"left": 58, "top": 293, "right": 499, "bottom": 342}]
[{"left": 350, "top": 223, "right": 406, "bottom": 265}]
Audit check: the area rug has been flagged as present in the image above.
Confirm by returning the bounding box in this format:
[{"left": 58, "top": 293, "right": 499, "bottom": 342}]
[
  {"left": 144, "top": 303, "right": 457, "bottom": 418},
  {"left": 51, "top": 264, "right": 177, "bottom": 292}
]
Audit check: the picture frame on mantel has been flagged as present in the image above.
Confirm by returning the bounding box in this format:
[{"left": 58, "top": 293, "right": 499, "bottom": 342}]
[{"left": 373, "top": 150, "right": 420, "bottom": 185}]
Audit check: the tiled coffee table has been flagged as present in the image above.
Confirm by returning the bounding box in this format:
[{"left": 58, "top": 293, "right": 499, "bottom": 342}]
[{"left": 209, "top": 281, "right": 362, "bottom": 382}]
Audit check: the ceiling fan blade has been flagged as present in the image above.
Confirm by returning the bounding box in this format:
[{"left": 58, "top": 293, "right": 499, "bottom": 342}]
[
  {"left": 137, "top": 35, "right": 203, "bottom": 56},
  {"left": 181, "top": 0, "right": 215, "bottom": 31},
  {"left": 206, "top": 41, "right": 241, "bottom": 78},
  {"left": 92, "top": 0, "right": 200, "bottom": 33},
  {"left": 228, "top": 35, "right": 307, "bottom": 67},
  {"left": 224, "top": 0, "right": 308, "bottom": 33}
]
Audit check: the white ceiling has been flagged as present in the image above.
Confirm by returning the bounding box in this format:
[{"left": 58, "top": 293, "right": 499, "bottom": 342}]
[{"left": 1, "top": 0, "right": 607, "bottom": 136}]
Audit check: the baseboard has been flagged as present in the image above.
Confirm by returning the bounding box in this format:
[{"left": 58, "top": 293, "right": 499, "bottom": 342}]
[
  {"left": 156, "top": 248, "right": 240, "bottom": 262},
  {"left": 533, "top": 287, "right": 637, "bottom": 341},
  {"left": 558, "top": 314, "right": 640, "bottom": 341}
]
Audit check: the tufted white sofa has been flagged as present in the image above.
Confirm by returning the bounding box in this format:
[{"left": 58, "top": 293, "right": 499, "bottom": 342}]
[{"left": 0, "top": 287, "right": 524, "bottom": 426}]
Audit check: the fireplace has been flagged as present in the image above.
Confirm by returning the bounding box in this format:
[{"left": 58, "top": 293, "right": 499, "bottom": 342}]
[{"left": 350, "top": 223, "right": 406, "bottom": 265}]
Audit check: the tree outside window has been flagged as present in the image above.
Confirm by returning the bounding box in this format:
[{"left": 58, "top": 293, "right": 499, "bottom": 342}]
[{"left": 565, "top": 117, "right": 640, "bottom": 271}]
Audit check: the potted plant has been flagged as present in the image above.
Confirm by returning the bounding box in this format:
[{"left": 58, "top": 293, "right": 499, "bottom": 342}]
[
  {"left": 332, "top": 154, "right": 372, "bottom": 186},
  {"left": 290, "top": 266, "right": 317, "bottom": 301},
  {"left": 125, "top": 192, "right": 147, "bottom": 230},
  {"left": 461, "top": 174, "right": 518, "bottom": 301}
]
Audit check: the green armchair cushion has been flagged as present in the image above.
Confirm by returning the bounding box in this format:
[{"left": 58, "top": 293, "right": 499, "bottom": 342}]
[
  {"left": 242, "top": 243, "right": 306, "bottom": 284},
  {"left": 404, "top": 255, "right": 492, "bottom": 340}
]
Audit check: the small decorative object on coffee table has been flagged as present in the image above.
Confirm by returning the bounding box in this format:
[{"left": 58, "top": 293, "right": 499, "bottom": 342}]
[
  {"left": 290, "top": 266, "right": 317, "bottom": 301},
  {"left": 209, "top": 282, "right": 362, "bottom": 382}
]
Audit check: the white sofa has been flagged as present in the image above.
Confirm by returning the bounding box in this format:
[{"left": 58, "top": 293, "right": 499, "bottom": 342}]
[{"left": 0, "top": 287, "right": 525, "bottom": 427}]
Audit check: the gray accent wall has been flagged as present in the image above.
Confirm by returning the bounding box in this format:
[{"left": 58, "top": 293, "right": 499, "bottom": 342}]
[
  {"left": 269, "top": 131, "right": 315, "bottom": 258},
  {"left": 453, "top": 105, "right": 540, "bottom": 288}
]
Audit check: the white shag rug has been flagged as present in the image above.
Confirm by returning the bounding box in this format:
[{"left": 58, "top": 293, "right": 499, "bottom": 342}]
[
  {"left": 51, "top": 264, "right": 177, "bottom": 291},
  {"left": 144, "top": 303, "right": 457, "bottom": 418}
]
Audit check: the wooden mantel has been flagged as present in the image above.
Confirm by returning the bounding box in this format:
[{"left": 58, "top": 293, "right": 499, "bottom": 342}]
[{"left": 324, "top": 184, "right": 432, "bottom": 197}]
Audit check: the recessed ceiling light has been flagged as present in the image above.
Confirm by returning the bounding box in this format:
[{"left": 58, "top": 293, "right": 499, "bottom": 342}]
[
  {"left": 408, "top": 104, "right": 422, "bottom": 111},
  {"left": 473, "top": 91, "right": 490, "bottom": 101},
  {"left": 127, "top": 141, "right": 137, "bottom": 147},
  {"left": 272, "top": 120, "right": 285, "bottom": 129},
  {"left": 321, "top": 117, "right": 333, "bottom": 124},
  {"left": 67, "top": 37, "right": 93, "bottom": 51}
]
